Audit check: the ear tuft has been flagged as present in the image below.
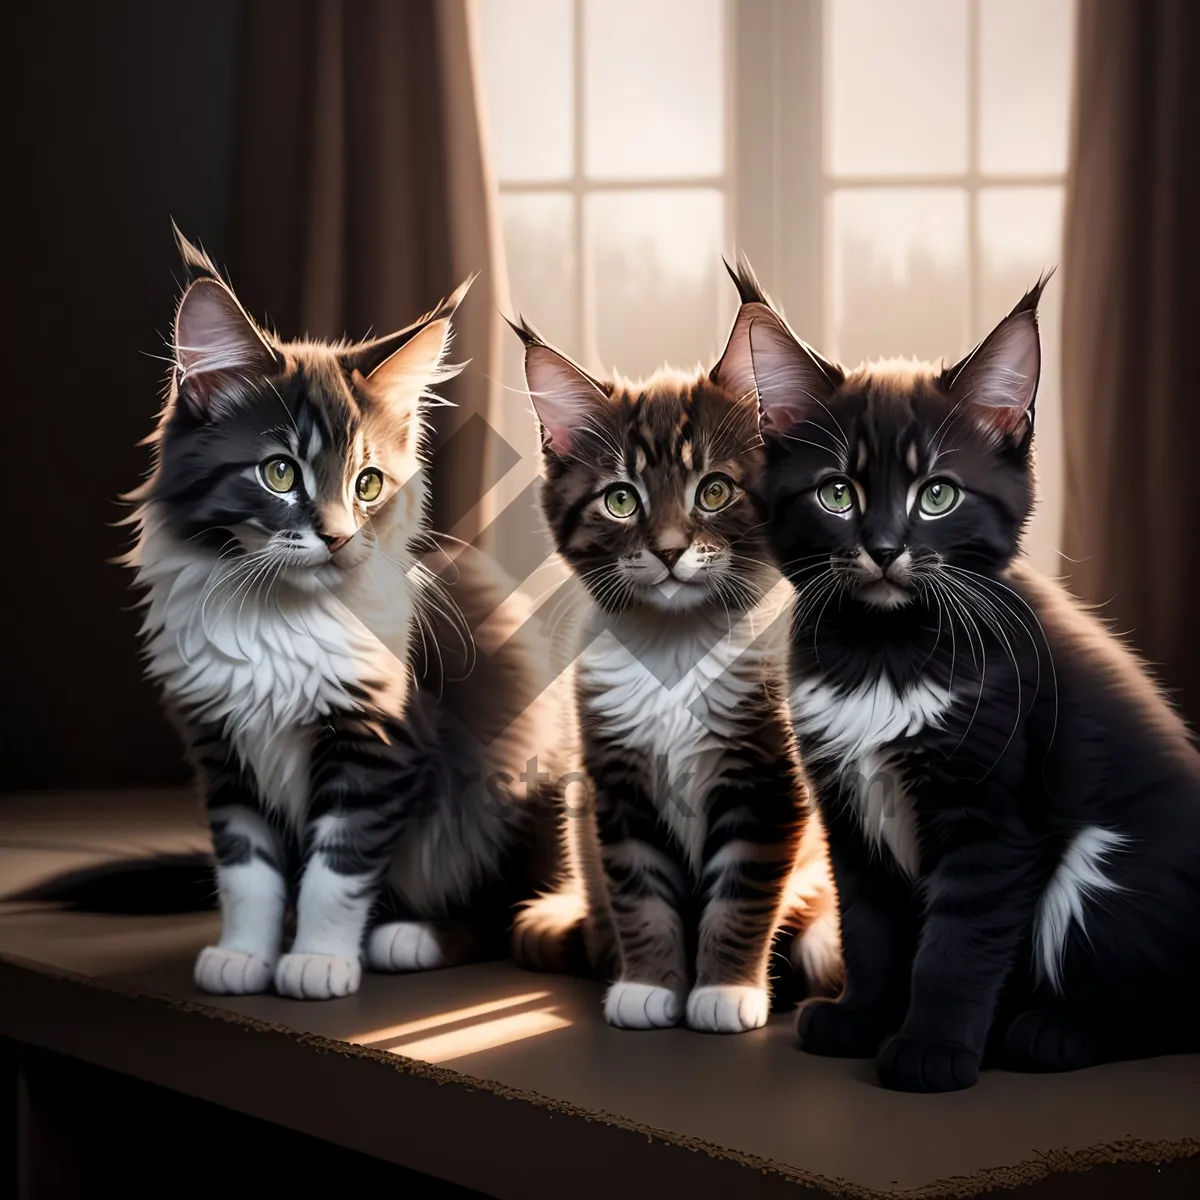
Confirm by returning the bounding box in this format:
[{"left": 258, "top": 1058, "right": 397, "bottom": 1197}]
[
  {"left": 171, "top": 220, "right": 225, "bottom": 284},
  {"left": 434, "top": 273, "right": 477, "bottom": 321},
  {"left": 503, "top": 312, "right": 544, "bottom": 350},
  {"left": 173, "top": 278, "right": 278, "bottom": 416},
  {"left": 721, "top": 250, "right": 773, "bottom": 307}
]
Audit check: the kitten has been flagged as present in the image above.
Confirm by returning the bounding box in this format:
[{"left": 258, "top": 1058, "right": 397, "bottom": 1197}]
[
  {"left": 126, "top": 232, "right": 564, "bottom": 1000},
  {"left": 727, "top": 258, "right": 1200, "bottom": 1089},
  {"left": 506, "top": 316, "right": 840, "bottom": 1033}
]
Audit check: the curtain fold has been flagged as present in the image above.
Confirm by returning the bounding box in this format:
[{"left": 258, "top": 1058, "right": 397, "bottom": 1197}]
[
  {"left": 1061, "top": 0, "right": 1200, "bottom": 725},
  {"left": 228, "top": 0, "right": 503, "bottom": 540}
]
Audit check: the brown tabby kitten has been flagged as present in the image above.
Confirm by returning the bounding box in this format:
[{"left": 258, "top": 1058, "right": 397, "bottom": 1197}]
[{"left": 508, "top": 316, "right": 840, "bottom": 1033}]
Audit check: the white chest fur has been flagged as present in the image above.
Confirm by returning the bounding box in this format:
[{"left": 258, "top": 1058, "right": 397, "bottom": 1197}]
[
  {"left": 135, "top": 521, "right": 411, "bottom": 825},
  {"left": 790, "top": 673, "right": 952, "bottom": 878},
  {"left": 578, "top": 605, "right": 780, "bottom": 871}
]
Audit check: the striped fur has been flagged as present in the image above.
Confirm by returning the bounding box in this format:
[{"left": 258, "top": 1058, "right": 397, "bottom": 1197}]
[
  {"left": 509, "top": 321, "right": 841, "bottom": 1031},
  {"left": 129, "top": 234, "right": 564, "bottom": 1000}
]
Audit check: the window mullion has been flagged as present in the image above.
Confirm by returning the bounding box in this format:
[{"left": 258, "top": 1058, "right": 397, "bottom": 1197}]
[
  {"left": 966, "top": 0, "right": 981, "bottom": 346},
  {"left": 573, "top": 0, "right": 590, "bottom": 365},
  {"left": 752, "top": 0, "right": 823, "bottom": 339}
]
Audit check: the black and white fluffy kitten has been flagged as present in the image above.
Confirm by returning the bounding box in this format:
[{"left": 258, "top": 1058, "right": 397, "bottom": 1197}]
[
  {"left": 507, "top": 317, "right": 840, "bottom": 1033},
  {"left": 724, "top": 260, "right": 1200, "bottom": 1089},
  {"left": 127, "top": 234, "right": 564, "bottom": 1000}
]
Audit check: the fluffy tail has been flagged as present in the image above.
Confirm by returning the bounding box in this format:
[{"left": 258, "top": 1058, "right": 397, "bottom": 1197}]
[
  {"left": 770, "top": 818, "right": 843, "bottom": 1008},
  {"left": 512, "top": 797, "right": 616, "bottom": 979},
  {"left": 9, "top": 853, "right": 215, "bottom": 915}
]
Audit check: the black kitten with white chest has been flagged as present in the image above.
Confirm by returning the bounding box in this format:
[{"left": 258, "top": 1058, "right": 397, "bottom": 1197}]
[{"left": 725, "top": 260, "right": 1200, "bottom": 1091}]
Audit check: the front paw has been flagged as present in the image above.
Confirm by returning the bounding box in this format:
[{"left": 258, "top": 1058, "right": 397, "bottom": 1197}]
[
  {"left": 194, "top": 946, "right": 274, "bottom": 995},
  {"left": 603, "top": 981, "right": 683, "bottom": 1029},
  {"left": 796, "top": 998, "right": 890, "bottom": 1058},
  {"left": 365, "top": 921, "right": 478, "bottom": 972},
  {"left": 877, "top": 1033, "right": 981, "bottom": 1092},
  {"left": 686, "top": 985, "right": 769, "bottom": 1033},
  {"left": 274, "top": 952, "right": 362, "bottom": 1000},
  {"left": 1000, "top": 1010, "right": 1107, "bottom": 1073},
  {"left": 367, "top": 922, "right": 448, "bottom": 972}
]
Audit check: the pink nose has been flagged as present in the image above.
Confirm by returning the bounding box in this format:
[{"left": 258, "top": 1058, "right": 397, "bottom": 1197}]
[
  {"left": 657, "top": 547, "right": 684, "bottom": 570},
  {"left": 320, "top": 532, "right": 351, "bottom": 554}
]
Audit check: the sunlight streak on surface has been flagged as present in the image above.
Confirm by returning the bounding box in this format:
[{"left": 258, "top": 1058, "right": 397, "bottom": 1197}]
[
  {"left": 387, "top": 1008, "right": 573, "bottom": 1064},
  {"left": 352, "top": 990, "right": 552, "bottom": 1046}
]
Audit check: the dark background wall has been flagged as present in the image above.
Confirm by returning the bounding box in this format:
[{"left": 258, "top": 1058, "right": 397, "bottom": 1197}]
[{"left": 2, "top": 2, "right": 244, "bottom": 790}]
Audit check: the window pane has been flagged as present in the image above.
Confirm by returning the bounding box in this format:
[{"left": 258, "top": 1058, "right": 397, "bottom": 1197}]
[
  {"left": 480, "top": 0, "right": 573, "bottom": 182},
  {"left": 501, "top": 192, "right": 578, "bottom": 353},
  {"left": 497, "top": 192, "right": 578, "bottom": 477},
  {"left": 829, "top": 188, "right": 968, "bottom": 365},
  {"left": 980, "top": 0, "right": 1074, "bottom": 175},
  {"left": 584, "top": 0, "right": 725, "bottom": 179},
  {"left": 977, "top": 187, "right": 1063, "bottom": 330},
  {"left": 826, "top": 0, "right": 968, "bottom": 176},
  {"left": 586, "top": 189, "right": 725, "bottom": 380},
  {"left": 978, "top": 186, "right": 1065, "bottom": 575}
]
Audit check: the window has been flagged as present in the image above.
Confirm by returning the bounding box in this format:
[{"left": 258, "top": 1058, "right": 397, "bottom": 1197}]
[
  {"left": 479, "top": 0, "right": 1075, "bottom": 579},
  {"left": 821, "top": 0, "right": 1075, "bottom": 574},
  {"left": 481, "top": 0, "right": 733, "bottom": 382}
]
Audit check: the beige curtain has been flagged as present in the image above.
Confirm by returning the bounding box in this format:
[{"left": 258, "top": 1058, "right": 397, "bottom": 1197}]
[
  {"left": 1061, "top": 0, "right": 1200, "bottom": 726},
  {"left": 228, "top": 0, "right": 505, "bottom": 542}
]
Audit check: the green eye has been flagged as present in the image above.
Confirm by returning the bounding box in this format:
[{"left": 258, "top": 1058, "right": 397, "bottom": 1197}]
[
  {"left": 604, "top": 485, "right": 640, "bottom": 519},
  {"left": 261, "top": 457, "right": 297, "bottom": 493},
  {"left": 919, "top": 479, "right": 961, "bottom": 517},
  {"left": 817, "top": 477, "right": 854, "bottom": 515},
  {"left": 697, "top": 474, "right": 735, "bottom": 513},
  {"left": 355, "top": 468, "right": 384, "bottom": 502}
]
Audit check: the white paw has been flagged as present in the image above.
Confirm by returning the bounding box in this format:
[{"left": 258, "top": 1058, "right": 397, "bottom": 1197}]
[
  {"left": 274, "top": 952, "right": 362, "bottom": 1000},
  {"left": 194, "top": 946, "right": 274, "bottom": 995},
  {"left": 686, "top": 985, "right": 769, "bottom": 1033},
  {"left": 365, "top": 922, "right": 449, "bottom": 972},
  {"left": 512, "top": 891, "right": 587, "bottom": 971},
  {"left": 603, "top": 981, "right": 683, "bottom": 1029}
]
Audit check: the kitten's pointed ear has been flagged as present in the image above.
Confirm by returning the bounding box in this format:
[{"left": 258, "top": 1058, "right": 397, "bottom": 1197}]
[
  {"left": 352, "top": 316, "right": 459, "bottom": 413},
  {"left": 711, "top": 253, "right": 774, "bottom": 405},
  {"left": 506, "top": 317, "right": 607, "bottom": 457},
  {"left": 173, "top": 277, "right": 279, "bottom": 416},
  {"left": 944, "top": 274, "right": 1050, "bottom": 439},
  {"left": 344, "top": 274, "right": 476, "bottom": 379},
  {"left": 712, "top": 254, "right": 843, "bottom": 435}
]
